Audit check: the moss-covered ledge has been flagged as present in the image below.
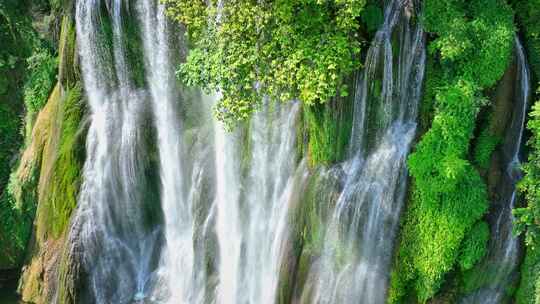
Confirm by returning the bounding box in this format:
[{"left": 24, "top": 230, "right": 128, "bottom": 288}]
[{"left": 300, "top": 73, "right": 356, "bottom": 168}]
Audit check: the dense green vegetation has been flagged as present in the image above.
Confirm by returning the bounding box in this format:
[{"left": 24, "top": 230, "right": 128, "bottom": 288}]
[
  {"left": 0, "top": 170, "right": 39, "bottom": 268},
  {"left": 389, "top": 0, "right": 515, "bottom": 302},
  {"left": 0, "top": 0, "right": 59, "bottom": 268},
  {"left": 24, "top": 49, "right": 58, "bottom": 114},
  {"left": 162, "top": 0, "right": 366, "bottom": 128},
  {"left": 0, "top": 1, "right": 31, "bottom": 193},
  {"left": 515, "top": 87, "right": 540, "bottom": 303},
  {"left": 516, "top": 89, "right": 540, "bottom": 249}
]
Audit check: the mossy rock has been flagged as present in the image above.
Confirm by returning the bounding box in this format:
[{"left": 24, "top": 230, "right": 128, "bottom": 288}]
[
  {"left": 37, "top": 83, "right": 86, "bottom": 240},
  {"left": 58, "top": 15, "right": 79, "bottom": 87},
  {"left": 302, "top": 73, "right": 356, "bottom": 167}
]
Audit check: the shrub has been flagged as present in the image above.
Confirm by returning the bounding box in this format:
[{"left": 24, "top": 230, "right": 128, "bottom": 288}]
[
  {"left": 23, "top": 48, "right": 58, "bottom": 113},
  {"left": 389, "top": 0, "right": 514, "bottom": 302},
  {"left": 163, "top": 0, "right": 366, "bottom": 128}
]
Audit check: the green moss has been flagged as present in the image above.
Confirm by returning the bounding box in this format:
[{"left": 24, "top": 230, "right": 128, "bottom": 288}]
[
  {"left": 122, "top": 4, "right": 147, "bottom": 88},
  {"left": 473, "top": 124, "right": 501, "bottom": 170},
  {"left": 95, "top": 2, "right": 146, "bottom": 88},
  {"left": 303, "top": 78, "right": 354, "bottom": 167},
  {"left": 290, "top": 167, "right": 343, "bottom": 302},
  {"left": 58, "top": 15, "right": 79, "bottom": 87},
  {"left": 42, "top": 83, "right": 86, "bottom": 238}
]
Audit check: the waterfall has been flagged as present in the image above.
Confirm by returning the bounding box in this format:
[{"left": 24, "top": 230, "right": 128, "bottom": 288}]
[
  {"left": 212, "top": 98, "right": 305, "bottom": 304},
  {"left": 460, "top": 37, "right": 531, "bottom": 304},
  {"left": 137, "top": 1, "right": 206, "bottom": 303},
  {"left": 308, "top": 1, "right": 425, "bottom": 303},
  {"left": 212, "top": 93, "right": 243, "bottom": 304},
  {"left": 73, "top": 1, "right": 303, "bottom": 303},
  {"left": 240, "top": 102, "right": 304, "bottom": 304},
  {"left": 75, "top": 0, "right": 161, "bottom": 302}
]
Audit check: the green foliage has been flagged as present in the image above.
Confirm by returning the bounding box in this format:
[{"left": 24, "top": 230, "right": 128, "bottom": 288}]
[
  {"left": 514, "top": 87, "right": 540, "bottom": 304},
  {"left": 0, "top": 0, "right": 63, "bottom": 267},
  {"left": 0, "top": 103, "right": 22, "bottom": 191},
  {"left": 515, "top": 89, "right": 540, "bottom": 248},
  {"left": 24, "top": 48, "right": 58, "bottom": 113},
  {"left": 419, "top": 57, "right": 444, "bottom": 131},
  {"left": 163, "top": 0, "right": 366, "bottom": 127},
  {"left": 0, "top": 0, "right": 47, "bottom": 193},
  {"left": 0, "top": 166, "right": 39, "bottom": 268},
  {"left": 0, "top": 0, "right": 59, "bottom": 169},
  {"left": 389, "top": 0, "right": 514, "bottom": 302},
  {"left": 457, "top": 221, "right": 489, "bottom": 271},
  {"left": 515, "top": 245, "right": 540, "bottom": 304},
  {"left": 360, "top": 3, "right": 383, "bottom": 34},
  {"left": 473, "top": 126, "right": 501, "bottom": 169}
]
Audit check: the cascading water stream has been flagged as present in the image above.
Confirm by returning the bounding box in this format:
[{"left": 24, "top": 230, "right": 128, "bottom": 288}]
[
  {"left": 240, "top": 102, "right": 304, "bottom": 304},
  {"left": 137, "top": 2, "right": 206, "bottom": 303},
  {"left": 308, "top": 1, "right": 425, "bottom": 303},
  {"left": 461, "top": 36, "right": 531, "bottom": 304},
  {"left": 212, "top": 92, "right": 243, "bottom": 304},
  {"left": 75, "top": 0, "right": 161, "bottom": 302},
  {"left": 212, "top": 97, "right": 305, "bottom": 304},
  {"left": 73, "top": 2, "right": 305, "bottom": 303}
]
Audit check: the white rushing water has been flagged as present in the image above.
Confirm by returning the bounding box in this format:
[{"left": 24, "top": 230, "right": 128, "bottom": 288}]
[
  {"left": 212, "top": 93, "right": 243, "bottom": 304},
  {"left": 240, "top": 102, "right": 304, "bottom": 304},
  {"left": 75, "top": 0, "right": 160, "bottom": 302},
  {"left": 212, "top": 97, "right": 305, "bottom": 304},
  {"left": 308, "top": 1, "right": 425, "bottom": 303},
  {"left": 461, "top": 36, "right": 531, "bottom": 304},
  {"left": 73, "top": 1, "right": 304, "bottom": 303},
  {"left": 137, "top": 1, "right": 206, "bottom": 303}
]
